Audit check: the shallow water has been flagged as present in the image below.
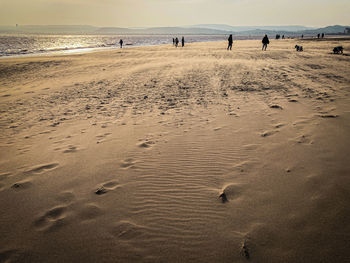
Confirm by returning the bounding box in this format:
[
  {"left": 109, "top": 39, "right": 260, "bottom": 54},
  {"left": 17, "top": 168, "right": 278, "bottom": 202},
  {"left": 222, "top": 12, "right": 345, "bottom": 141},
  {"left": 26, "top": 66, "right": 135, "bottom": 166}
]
[{"left": 0, "top": 34, "right": 255, "bottom": 57}]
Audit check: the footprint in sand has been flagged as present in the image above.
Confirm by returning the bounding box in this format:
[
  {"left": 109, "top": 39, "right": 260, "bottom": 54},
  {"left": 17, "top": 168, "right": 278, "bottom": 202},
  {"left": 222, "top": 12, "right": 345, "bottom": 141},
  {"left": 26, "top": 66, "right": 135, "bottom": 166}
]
[
  {"left": 11, "top": 180, "right": 33, "bottom": 190},
  {"left": 219, "top": 184, "right": 244, "bottom": 203},
  {"left": 240, "top": 239, "right": 251, "bottom": 260},
  {"left": 95, "top": 181, "right": 119, "bottom": 195},
  {"left": 319, "top": 114, "right": 338, "bottom": 118},
  {"left": 24, "top": 163, "right": 59, "bottom": 175},
  {"left": 96, "top": 133, "right": 112, "bottom": 144},
  {"left": 274, "top": 123, "right": 285, "bottom": 129},
  {"left": 228, "top": 111, "right": 239, "bottom": 117},
  {"left": 34, "top": 206, "right": 68, "bottom": 231},
  {"left": 269, "top": 104, "right": 283, "bottom": 109},
  {"left": 63, "top": 145, "right": 77, "bottom": 153},
  {"left": 39, "top": 130, "right": 53, "bottom": 135},
  {"left": 261, "top": 130, "right": 278, "bottom": 137},
  {"left": 138, "top": 140, "right": 155, "bottom": 149},
  {"left": 120, "top": 158, "right": 136, "bottom": 169},
  {"left": 96, "top": 132, "right": 112, "bottom": 140}
]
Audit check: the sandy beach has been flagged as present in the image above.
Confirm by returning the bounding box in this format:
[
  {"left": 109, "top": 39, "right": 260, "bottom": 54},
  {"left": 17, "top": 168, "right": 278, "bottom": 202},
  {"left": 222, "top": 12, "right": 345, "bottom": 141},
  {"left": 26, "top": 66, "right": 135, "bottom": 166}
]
[{"left": 1, "top": 38, "right": 350, "bottom": 262}]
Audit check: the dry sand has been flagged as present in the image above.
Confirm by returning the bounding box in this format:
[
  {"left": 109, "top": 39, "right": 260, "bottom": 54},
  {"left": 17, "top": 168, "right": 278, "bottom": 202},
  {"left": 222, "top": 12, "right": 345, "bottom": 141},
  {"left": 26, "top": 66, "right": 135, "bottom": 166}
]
[{"left": 0, "top": 38, "right": 350, "bottom": 262}]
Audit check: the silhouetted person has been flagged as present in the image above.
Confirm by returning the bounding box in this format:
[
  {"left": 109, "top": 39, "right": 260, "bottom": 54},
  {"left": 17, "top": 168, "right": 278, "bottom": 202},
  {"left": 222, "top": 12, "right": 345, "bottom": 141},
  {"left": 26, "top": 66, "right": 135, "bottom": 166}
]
[
  {"left": 175, "top": 37, "right": 179, "bottom": 47},
  {"left": 119, "top": 39, "right": 123, "bottom": 48},
  {"left": 282, "top": 35, "right": 285, "bottom": 39},
  {"left": 173, "top": 38, "right": 175, "bottom": 46},
  {"left": 317, "top": 33, "right": 320, "bottom": 39},
  {"left": 227, "top": 34, "right": 233, "bottom": 50},
  {"left": 262, "top": 34, "right": 269, "bottom": 51},
  {"left": 321, "top": 33, "right": 325, "bottom": 38},
  {"left": 181, "top": 36, "right": 185, "bottom": 47},
  {"left": 301, "top": 34, "right": 304, "bottom": 39}
]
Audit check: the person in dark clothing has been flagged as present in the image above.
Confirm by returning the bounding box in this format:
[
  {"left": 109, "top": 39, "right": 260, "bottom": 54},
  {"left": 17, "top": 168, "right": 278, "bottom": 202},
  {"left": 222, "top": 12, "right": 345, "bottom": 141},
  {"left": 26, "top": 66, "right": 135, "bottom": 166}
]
[
  {"left": 262, "top": 34, "right": 269, "bottom": 51},
  {"left": 119, "top": 39, "right": 123, "bottom": 48},
  {"left": 181, "top": 36, "right": 185, "bottom": 47},
  {"left": 301, "top": 34, "right": 304, "bottom": 39},
  {"left": 317, "top": 33, "right": 320, "bottom": 39},
  {"left": 173, "top": 38, "right": 175, "bottom": 46},
  {"left": 175, "top": 37, "right": 179, "bottom": 47},
  {"left": 227, "top": 34, "right": 233, "bottom": 50},
  {"left": 321, "top": 33, "right": 325, "bottom": 38},
  {"left": 282, "top": 35, "right": 285, "bottom": 39}
]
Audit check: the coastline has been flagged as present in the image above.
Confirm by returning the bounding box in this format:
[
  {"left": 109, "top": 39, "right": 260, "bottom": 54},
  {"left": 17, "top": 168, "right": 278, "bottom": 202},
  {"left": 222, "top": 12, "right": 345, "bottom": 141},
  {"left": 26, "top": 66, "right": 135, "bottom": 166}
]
[
  {"left": 0, "top": 34, "right": 230, "bottom": 59},
  {"left": 1, "top": 35, "right": 349, "bottom": 60}
]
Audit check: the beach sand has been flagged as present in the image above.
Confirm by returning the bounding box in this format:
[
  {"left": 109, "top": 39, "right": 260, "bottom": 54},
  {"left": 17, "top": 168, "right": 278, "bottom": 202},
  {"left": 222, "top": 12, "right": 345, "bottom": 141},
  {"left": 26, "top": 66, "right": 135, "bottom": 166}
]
[{"left": 0, "top": 38, "right": 350, "bottom": 262}]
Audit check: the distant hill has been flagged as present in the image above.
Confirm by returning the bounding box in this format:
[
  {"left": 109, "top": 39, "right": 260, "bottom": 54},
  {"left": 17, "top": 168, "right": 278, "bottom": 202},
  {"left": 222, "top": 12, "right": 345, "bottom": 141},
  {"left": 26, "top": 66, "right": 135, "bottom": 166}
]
[
  {"left": 0, "top": 24, "right": 349, "bottom": 35},
  {"left": 188, "top": 24, "right": 315, "bottom": 32},
  {"left": 94, "top": 26, "right": 230, "bottom": 35},
  {"left": 94, "top": 27, "right": 132, "bottom": 34},
  {"left": 300, "top": 25, "right": 349, "bottom": 34}
]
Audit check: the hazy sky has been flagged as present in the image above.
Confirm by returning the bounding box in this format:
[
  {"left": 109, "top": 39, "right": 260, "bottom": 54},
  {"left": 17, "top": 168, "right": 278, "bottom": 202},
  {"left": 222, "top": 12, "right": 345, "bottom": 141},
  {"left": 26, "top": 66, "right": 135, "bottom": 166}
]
[{"left": 1, "top": 0, "right": 349, "bottom": 27}]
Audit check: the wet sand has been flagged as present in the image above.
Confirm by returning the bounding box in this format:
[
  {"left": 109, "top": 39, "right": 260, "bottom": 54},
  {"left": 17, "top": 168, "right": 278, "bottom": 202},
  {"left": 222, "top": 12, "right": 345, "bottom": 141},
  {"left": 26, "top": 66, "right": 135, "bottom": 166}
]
[{"left": 0, "top": 38, "right": 350, "bottom": 262}]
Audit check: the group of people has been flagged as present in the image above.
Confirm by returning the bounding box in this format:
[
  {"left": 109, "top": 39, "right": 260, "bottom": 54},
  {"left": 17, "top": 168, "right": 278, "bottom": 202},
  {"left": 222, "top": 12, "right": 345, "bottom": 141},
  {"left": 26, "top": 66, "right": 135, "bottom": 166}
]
[
  {"left": 300, "top": 33, "right": 326, "bottom": 40},
  {"left": 227, "top": 34, "right": 270, "bottom": 51},
  {"left": 227, "top": 32, "right": 327, "bottom": 51},
  {"left": 119, "top": 33, "right": 325, "bottom": 51},
  {"left": 173, "top": 37, "right": 185, "bottom": 47}
]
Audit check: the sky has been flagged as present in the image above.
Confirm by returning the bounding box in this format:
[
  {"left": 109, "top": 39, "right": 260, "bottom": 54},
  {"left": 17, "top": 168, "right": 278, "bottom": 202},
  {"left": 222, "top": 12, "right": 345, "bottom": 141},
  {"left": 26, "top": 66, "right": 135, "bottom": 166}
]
[{"left": 0, "top": 0, "right": 349, "bottom": 27}]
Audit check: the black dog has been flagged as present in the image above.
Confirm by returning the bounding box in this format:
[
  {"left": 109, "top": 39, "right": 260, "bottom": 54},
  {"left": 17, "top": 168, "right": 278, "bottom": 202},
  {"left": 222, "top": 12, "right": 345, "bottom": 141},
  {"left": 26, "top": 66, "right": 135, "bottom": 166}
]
[
  {"left": 333, "top": 46, "right": 343, "bottom": 54},
  {"left": 295, "top": 45, "right": 303, "bottom": 52}
]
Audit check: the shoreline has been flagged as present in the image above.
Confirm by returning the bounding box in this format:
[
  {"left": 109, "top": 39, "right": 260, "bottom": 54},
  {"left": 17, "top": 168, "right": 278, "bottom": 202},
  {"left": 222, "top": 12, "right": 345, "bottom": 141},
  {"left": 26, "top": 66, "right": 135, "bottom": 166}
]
[
  {"left": 1, "top": 35, "right": 349, "bottom": 60},
  {"left": 0, "top": 35, "right": 230, "bottom": 59},
  {"left": 1, "top": 34, "right": 350, "bottom": 60}
]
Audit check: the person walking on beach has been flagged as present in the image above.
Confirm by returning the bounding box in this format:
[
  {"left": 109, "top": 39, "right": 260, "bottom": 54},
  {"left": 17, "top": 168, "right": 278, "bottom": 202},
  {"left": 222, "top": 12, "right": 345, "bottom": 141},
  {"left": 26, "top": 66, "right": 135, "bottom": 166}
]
[
  {"left": 175, "top": 37, "right": 179, "bottom": 47},
  {"left": 173, "top": 38, "right": 175, "bottom": 46},
  {"left": 181, "top": 36, "right": 185, "bottom": 47},
  {"left": 262, "top": 34, "right": 269, "bottom": 51},
  {"left": 227, "top": 34, "right": 233, "bottom": 50},
  {"left": 119, "top": 39, "right": 123, "bottom": 48}
]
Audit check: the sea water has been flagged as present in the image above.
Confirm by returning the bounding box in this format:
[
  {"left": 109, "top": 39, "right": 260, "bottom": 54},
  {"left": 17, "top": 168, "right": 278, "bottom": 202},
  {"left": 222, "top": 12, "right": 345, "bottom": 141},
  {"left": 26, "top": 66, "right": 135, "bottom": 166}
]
[{"left": 0, "top": 34, "right": 256, "bottom": 57}]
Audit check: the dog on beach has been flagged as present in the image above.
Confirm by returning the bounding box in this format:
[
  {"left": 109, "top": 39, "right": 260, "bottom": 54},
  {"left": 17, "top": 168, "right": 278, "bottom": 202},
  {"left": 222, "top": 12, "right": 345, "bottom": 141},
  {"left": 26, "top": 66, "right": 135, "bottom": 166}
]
[
  {"left": 295, "top": 45, "right": 303, "bottom": 52},
  {"left": 333, "top": 46, "right": 343, "bottom": 54}
]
